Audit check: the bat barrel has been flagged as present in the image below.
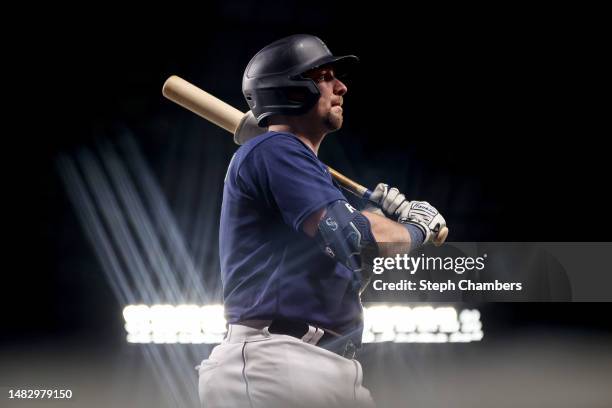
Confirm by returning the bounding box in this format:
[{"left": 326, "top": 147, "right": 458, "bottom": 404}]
[{"left": 162, "top": 75, "right": 243, "bottom": 134}]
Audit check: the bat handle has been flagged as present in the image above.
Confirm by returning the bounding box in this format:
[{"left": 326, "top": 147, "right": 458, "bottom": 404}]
[{"left": 327, "top": 166, "right": 372, "bottom": 200}]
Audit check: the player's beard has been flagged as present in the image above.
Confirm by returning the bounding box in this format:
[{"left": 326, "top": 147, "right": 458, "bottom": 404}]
[{"left": 323, "top": 107, "right": 343, "bottom": 133}]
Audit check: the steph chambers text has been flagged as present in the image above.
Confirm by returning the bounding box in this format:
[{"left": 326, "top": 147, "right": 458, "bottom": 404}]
[{"left": 372, "top": 279, "right": 522, "bottom": 292}]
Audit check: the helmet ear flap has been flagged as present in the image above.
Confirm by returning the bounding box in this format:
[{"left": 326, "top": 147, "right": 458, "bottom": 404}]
[
  {"left": 286, "top": 88, "right": 309, "bottom": 104},
  {"left": 286, "top": 78, "right": 321, "bottom": 105}
]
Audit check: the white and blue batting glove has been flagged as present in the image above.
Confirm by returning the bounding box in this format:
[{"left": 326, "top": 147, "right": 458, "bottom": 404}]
[
  {"left": 370, "top": 183, "right": 407, "bottom": 217},
  {"left": 397, "top": 201, "right": 446, "bottom": 244},
  {"left": 371, "top": 183, "right": 446, "bottom": 244}
]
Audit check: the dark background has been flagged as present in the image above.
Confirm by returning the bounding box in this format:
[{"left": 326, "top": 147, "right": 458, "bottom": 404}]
[{"left": 2, "top": 4, "right": 610, "bottom": 407}]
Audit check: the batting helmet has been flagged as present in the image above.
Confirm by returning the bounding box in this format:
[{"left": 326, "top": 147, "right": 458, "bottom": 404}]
[{"left": 242, "top": 34, "right": 359, "bottom": 126}]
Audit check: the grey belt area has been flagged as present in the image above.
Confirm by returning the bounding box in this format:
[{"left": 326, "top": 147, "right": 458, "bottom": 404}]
[
  {"left": 237, "top": 320, "right": 343, "bottom": 336},
  {"left": 228, "top": 321, "right": 358, "bottom": 359}
]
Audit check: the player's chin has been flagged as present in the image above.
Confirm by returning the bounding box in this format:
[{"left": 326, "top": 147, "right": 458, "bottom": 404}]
[{"left": 325, "top": 112, "right": 344, "bottom": 132}]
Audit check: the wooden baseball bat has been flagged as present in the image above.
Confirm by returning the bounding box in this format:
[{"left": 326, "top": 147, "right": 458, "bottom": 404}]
[{"left": 161, "top": 75, "right": 448, "bottom": 246}]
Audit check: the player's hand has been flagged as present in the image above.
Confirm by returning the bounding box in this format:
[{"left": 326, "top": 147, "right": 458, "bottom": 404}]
[
  {"left": 397, "top": 201, "right": 447, "bottom": 244},
  {"left": 370, "top": 183, "right": 409, "bottom": 219},
  {"left": 370, "top": 183, "right": 446, "bottom": 244}
]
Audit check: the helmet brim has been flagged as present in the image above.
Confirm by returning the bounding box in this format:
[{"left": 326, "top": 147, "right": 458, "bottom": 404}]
[{"left": 297, "top": 54, "right": 359, "bottom": 79}]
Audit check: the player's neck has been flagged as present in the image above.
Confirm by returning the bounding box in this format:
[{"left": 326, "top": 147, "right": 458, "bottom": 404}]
[
  {"left": 268, "top": 122, "right": 326, "bottom": 156},
  {"left": 296, "top": 133, "right": 325, "bottom": 156}
]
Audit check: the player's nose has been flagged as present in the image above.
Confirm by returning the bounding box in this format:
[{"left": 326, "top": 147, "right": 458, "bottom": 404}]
[{"left": 334, "top": 78, "right": 347, "bottom": 96}]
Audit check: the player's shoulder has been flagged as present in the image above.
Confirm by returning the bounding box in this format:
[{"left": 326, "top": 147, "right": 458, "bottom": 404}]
[
  {"left": 246, "top": 131, "right": 308, "bottom": 151},
  {"left": 229, "top": 132, "right": 310, "bottom": 186},
  {"left": 238, "top": 131, "right": 312, "bottom": 161}
]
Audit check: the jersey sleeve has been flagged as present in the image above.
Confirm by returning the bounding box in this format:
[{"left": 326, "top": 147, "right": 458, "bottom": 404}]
[{"left": 238, "top": 134, "right": 345, "bottom": 232}]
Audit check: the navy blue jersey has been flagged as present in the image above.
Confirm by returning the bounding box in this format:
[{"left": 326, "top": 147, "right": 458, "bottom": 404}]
[{"left": 219, "top": 131, "right": 363, "bottom": 343}]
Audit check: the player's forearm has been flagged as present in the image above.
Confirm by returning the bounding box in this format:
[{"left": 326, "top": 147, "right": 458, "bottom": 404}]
[
  {"left": 302, "top": 204, "right": 413, "bottom": 262},
  {"left": 362, "top": 210, "right": 412, "bottom": 257}
]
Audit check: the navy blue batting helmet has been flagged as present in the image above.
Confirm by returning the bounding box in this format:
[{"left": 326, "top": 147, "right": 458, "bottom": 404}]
[{"left": 242, "top": 34, "right": 359, "bottom": 126}]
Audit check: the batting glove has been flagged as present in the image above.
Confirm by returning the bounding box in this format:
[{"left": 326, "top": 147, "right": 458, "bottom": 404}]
[
  {"left": 397, "top": 201, "right": 447, "bottom": 244},
  {"left": 370, "top": 183, "right": 408, "bottom": 218},
  {"left": 370, "top": 183, "right": 446, "bottom": 244}
]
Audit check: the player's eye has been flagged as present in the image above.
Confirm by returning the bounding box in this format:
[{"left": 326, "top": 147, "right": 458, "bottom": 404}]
[
  {"left": 303, "top": 69, "right": 335, "bottom": 83},
  {"left": 319, "top": 71, "right": 336, "bottom": 82}
]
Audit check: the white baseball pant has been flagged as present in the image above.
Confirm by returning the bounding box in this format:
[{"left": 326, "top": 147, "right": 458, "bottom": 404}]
[{"left": 197, "top": 324, "right": 376, "bottom": 408}]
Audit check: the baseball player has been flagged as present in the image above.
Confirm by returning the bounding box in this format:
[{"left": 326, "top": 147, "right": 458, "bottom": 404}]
[{"left": 197, "top": 34, "right": 446, "bottom": 408}]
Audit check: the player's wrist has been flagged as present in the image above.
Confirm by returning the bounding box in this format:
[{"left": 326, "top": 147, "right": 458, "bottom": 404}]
[
  {"left": 362, "top": 204, "right": 385, "bottom": 217},
  {"left": 401, "top": 222, "right": 426, "bottom": 250}
]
